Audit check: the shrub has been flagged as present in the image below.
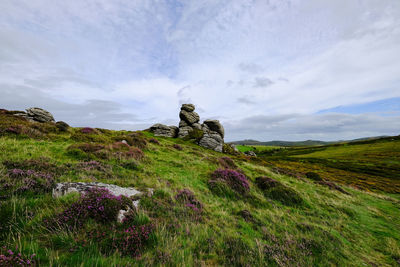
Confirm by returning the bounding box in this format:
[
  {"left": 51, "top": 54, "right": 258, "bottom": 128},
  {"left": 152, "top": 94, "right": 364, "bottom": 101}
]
[
  {"left": 305, "top": 172, "right": 323, "bottom": 181},
  {"left": 218, "top": 157, "right": 237, "bottom": 169},
  {"left": 46, "top": 188, "right": 131, "bottom": 231},
  {"left": 83, "top": 222, "right": 155, "bottom": 258},
  {"left": 223, "top": 143, "right": 239, "bottom": 155},
  {"left": 68, "top": 143, "right": 105, "bottom": 153},
  {"left": 173, "top": 144, "right": 183, "bottom": 151},
  {"left": 210, "top": 169, "right": 250, "bottom": 195},
  {"left": 175, "top": 189, "right": 203, "bottom": 211},
  {"left": 0, "top": 248, "right": 36, "bottom": 266},
  {"left": 128, "top": 132, "right": 148, "bottom": 149},
  {"left": 2, "top": 169, "right": 55, "bottom": 197},
  {"left": 255, "top": 176, "right": 303, "bottom": 206},
  {"left": 80, "top": 127, "right": 95, "bottom": 134},
  {"left": 76, "top": 160, "right": 109, "bottom": 172},
  {"left": 3, "top": 158, "right": 63, "bottom": 174},
  {"left": 149, "top": 138, "right": 160, "bottom": 145},
  {"left": 124, "top": 147, "right": 144, "bottom": 161},
  {"left": 111, "top": 141, "right": 130, "bottom": 151}
]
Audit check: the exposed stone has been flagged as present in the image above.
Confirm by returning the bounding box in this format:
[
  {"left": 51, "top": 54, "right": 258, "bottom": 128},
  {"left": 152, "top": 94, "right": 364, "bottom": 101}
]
[
  {"left": 179, "top": 110, "right": 200, "bottom": 124},
  {"left": 178, "top": 126, "right": 194, "bottom": 138},
  {"left": 149, "top": 123, "right": 177, "bottom": 138},
  {"left": 169, "top": 126, "right": 179, "bottom": 138},
  {"left": 179, "top": 120, "right": 189, "bottom": 127},
  {"left": 192, "top": 123, "right": 202, "bottom": 130},
  {"left": 53, "top": 182, "right": 147, "bottom": 222},
  {"left": 56, "top": 121, "right": 69, "bottom": 131},
  {"left": 181, "top": 104, "right": 195, "bottom": 112},
  {"left": 26, "top": 107, "right": 55, "bottom": 122},
  {"left": 13, "top": 112, "right": 35, "bottom": 122},
  {"left": 199, "top": 132, "right": 223, "bottom": 152},
  {"left": 244, "top": 150, "right": 257, "bottom": 157},
  {"left": 203, "top": 120, "right": 224, "bottom": 138}
]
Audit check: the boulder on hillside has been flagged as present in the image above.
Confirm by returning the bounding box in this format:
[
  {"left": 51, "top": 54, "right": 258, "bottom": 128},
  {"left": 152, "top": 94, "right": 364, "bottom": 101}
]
[
  {"left": 149, "top": 123, "right": 178, "bottom": 138},
  {"left": 26, "top": 107, "right": 55, "bottom": 122},
  {"left": 56, "top": 121, "right": 70, "bottom": 131},
  {"left": 203, "top": 120, "right": 224, "bottom": 138}
]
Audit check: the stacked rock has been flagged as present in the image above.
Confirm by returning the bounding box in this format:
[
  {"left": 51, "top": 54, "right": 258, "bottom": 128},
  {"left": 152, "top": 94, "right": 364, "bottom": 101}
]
[
  {"left": 199, "top": 120, "right": 225, "bottom": 152},
  {"left": 149, "top": 103, "right": 226, "bottom": 152},
  {"left": 178, "top": 104, "right": 201, "bottom": 138}
]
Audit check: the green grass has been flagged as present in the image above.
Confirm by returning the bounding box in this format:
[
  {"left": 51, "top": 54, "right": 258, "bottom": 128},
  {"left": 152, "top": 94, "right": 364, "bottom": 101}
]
[
  {"left": 236, "top": 145, "right": 281, "bottom": 153},
  {"left": 0, "top": 113, "right": 400, "bottom": 266},
  {"left": 257, "top": 136, "right": 400, "bottom": 193}
]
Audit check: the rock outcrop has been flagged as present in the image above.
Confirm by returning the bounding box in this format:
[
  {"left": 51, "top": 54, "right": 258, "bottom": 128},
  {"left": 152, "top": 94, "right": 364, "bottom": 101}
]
[
  {"left": 13, "top": 107, "right": 55, "bottom": 123},
  {"left": 178, "top": 104, "right": 200, "bottom": 138},
  {"left": 150, "top": 103, "right": 225, "bottom": 152},
  {"left": 52, "top": 182, "right": 152, "bottom": 222},
  {"left": 149, "top": 123, "right": 178, "bottom": 138},
  {"left": 26, "top": 107, "right": 55, "bottom": 122},
  {"left": 199, "top": 120, "right": 225, "bottom": 152}
]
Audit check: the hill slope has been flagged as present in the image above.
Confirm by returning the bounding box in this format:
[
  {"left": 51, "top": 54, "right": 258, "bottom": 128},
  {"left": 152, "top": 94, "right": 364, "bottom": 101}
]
[{"left": 0, "top": 110, "right": 399, "bottom": 266}]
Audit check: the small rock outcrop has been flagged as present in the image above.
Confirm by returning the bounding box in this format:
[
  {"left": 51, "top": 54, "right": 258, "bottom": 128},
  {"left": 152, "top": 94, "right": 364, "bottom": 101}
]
[
  {"left": 178, "top": 104, "right": 200, "bottom": 138},
  {"left": 52, "top": 182, "right": 149, "bottom": 222},
  {"left": 26, "top": 107, "right": 55, "bottom": 122},
  {"left": 199, "top": 121, "right": 225, "bottom": 152},
  {"left": 149, "top": 123, "right": 178, "bottom": 138},
  {"left": 244, "top": 150, "right": 257, "bottom": 157},
  {"left": 13, "top": 107, "right": 55, "bottom": 123},
  {"left": 150, "top": 103, "right": 225, "bottom": 152}
]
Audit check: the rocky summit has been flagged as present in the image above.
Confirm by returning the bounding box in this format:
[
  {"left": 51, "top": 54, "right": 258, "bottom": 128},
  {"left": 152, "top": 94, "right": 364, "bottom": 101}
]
[
  {"left": 13, "top": 107, "right": 55, "bottom": 123},
  {"left": 149, "top": 104, "right": 225, "bottom": 152}
]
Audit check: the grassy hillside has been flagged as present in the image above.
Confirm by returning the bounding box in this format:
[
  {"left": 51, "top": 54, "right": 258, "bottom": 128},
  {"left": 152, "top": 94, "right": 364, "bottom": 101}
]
[
  {"left": 255, "top": 136, "right": 400, "bottom": 193},
  {"left": 0, "top": 110, "right": 400, "bottom": 266}
]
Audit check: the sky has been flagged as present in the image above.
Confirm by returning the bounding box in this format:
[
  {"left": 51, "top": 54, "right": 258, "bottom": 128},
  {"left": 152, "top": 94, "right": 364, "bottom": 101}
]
[{"left": 1, "top": 0, "right": 400, "bottom": 141}]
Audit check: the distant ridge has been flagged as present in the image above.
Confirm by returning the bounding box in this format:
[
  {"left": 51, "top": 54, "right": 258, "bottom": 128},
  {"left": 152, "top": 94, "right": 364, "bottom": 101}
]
[{"left": 230, "top": 136, "right": 390, "bottom": 147}]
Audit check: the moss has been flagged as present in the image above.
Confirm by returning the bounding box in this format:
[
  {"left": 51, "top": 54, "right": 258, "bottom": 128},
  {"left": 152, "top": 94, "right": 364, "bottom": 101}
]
[
  {"left": 183, "top": 128, "right": 204, "bottom": 142},
  {"left": 222, "top": 143, "right": 239, "bottom": 155}
]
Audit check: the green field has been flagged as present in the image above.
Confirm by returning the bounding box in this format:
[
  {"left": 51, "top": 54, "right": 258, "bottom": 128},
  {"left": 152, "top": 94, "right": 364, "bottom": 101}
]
[
  {"left": 235, "top": 145, "right": 282, "bottom": 153},
  {"left": 255, "top": 136, "right": 400, "bottom": 193},
  {"left": 1, "top": 110, "right": 400, "bottom": 266}
]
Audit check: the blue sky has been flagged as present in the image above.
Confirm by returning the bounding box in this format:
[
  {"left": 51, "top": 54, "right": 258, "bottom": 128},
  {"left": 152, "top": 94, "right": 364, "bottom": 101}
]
[{"left": 0, "top": 0, "right": 399, "bottom": 141}]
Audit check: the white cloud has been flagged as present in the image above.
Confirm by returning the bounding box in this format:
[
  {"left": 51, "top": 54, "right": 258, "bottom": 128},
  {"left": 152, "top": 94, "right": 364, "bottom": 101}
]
[{"left": 0, "top": 0, "right": 399, "bottom": 141}]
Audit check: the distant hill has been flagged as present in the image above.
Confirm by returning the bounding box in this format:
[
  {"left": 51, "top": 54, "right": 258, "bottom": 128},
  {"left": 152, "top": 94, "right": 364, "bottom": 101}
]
[{"left": 230, "top": 136, "right": 390, "bottom": 147}]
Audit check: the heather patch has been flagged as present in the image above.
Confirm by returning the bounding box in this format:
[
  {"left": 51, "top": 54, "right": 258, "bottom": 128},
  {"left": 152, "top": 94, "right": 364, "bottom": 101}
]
[
  {"left": 209, "top": 169, "right": 250, "bottom": 195},
  {"left": 45, "top": 188, "right": 131, "bottom": 231},
  {"left": 173, "top": 144, "right": 183, "bottom": 151},
  {"left": 0, "top": 168, "right": 55, "bottom": 198},
  {"left": 175, "top": 189, "right": 203, "bottom": 219},
  {"left": 217, "top": 156, "right": 238, "bottom": 170},
  {"left": 0, "top": 247, "right": 36, "bottom": 266},
  {"left": 3, "top": 158, "right": 65, "bottom": 175},
  {"left": 75, "top": 222, "right": 155, "bottom": 258},
  {"left": 149, "top": 138, "right": 160, "bottom": 145}
]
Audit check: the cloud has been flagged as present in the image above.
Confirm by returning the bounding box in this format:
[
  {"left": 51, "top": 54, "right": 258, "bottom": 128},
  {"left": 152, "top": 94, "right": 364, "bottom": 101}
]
[
  {"left": 224, "top": 113, "right": 400, "bottom": 141},
  {"left": 0, "top": 0, "right": 399, "bottom": 141}
]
